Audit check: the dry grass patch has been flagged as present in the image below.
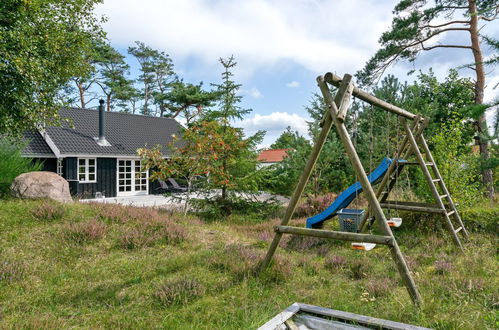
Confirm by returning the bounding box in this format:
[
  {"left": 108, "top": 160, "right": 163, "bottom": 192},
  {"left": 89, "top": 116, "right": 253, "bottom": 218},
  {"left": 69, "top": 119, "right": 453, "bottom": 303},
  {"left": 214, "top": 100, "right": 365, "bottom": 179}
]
[
  {"left": 119, "top": 219, "right": 187, "bottom": 250},
  {"left": 364, "top": 279, "right": 391, "bottom": 298},
  {"left": 324, "top": 255, "right": 347, "bottom": 271},
  {"left": 31, "top": 200, "right": 66, "bottom": 221},
  {"left": 154, "top": 278, "right": 205, "bottom": 306},
  {"left": 0, "top": 259, "right": 24, "bottom": 284},
  {"left": 64, "top": 218, "right": 107, "bottom": 244}
]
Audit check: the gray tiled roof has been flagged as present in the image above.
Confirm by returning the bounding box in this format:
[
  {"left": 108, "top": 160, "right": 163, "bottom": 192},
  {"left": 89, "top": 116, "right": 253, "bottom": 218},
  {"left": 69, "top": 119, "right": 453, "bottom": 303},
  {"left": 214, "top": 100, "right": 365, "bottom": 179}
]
[
  {"left": 23, "top": 130, "right": 55, "bottom": 156},
  {"left": 25, "top": 108, "right": 184, "bottom": 157}
]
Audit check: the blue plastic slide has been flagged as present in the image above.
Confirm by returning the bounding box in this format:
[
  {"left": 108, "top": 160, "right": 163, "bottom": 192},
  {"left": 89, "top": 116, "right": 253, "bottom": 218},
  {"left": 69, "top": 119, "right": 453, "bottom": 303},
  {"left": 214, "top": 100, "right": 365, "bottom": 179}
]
[{"left": 306, "top": 157, "right": 404, "bottom": 228}]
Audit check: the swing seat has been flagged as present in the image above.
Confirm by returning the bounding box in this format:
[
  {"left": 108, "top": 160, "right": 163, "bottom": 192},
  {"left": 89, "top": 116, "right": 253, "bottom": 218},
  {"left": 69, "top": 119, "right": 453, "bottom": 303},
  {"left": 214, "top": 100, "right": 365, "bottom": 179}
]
[
  {"left": 351, "top": 242, "right": 376, "bottom": 251},
  {"left": 387, "top": 217, "right": 402, "bottom": 227}
]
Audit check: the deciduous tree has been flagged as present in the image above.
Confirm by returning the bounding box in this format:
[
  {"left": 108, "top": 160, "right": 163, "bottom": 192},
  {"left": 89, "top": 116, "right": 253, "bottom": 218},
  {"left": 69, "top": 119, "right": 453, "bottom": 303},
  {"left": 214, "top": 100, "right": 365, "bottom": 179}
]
[{"left": 0, "top": 0, "right": 105, "bottom": 135}]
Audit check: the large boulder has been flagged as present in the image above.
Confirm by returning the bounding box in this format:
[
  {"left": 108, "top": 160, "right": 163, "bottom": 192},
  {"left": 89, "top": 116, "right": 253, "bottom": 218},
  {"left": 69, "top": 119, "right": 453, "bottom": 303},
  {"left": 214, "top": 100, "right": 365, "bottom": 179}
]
[{"left": 11, "top": 171, "right": 72, "bottom": 203}]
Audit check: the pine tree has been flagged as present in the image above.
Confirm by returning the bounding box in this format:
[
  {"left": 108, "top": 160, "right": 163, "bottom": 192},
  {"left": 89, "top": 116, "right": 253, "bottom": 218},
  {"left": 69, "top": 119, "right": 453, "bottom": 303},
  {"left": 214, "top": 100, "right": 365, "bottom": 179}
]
[
  {"left": 358, "top": 0, "right": 499, "bottom": 198},
  {"left": 205, "top": 56, "right": 263, "bottom": 200},
  {"left": 128, "top": 41, "right": 158, "bottom": 116},
  {"left": 165, "top": 80, "right": 219, "bottom": 124},
  {"left": 94, "top": 42, "right": 135, "bottom": 111},
  {"left": 207, "top": 56, "right": 252, "bottom": 124}
]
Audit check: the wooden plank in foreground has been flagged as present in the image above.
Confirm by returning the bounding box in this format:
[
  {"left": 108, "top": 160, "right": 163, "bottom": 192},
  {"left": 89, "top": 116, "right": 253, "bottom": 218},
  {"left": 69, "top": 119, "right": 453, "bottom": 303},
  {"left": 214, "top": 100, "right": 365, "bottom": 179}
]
[{"left": 258, "top": 303, "right": 432, "bottom": 330}]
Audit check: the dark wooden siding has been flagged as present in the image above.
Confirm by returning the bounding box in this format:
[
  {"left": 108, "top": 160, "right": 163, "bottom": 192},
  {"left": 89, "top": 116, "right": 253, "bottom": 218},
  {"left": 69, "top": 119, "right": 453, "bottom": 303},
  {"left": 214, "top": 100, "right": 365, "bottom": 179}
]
[
  {"left": 64, "top": 157, "right": 79, "bottom": 196},
  {"left": 96, "top": 158, "right": 116, "bottom": 198},
  {"left": 31, "top": 158, "right": 57, "bottom": 172},
  {"left": 65, "top": 157, "right": 117, "bottom": 198},
  {"left": 64, "top": 157, "right": 78, "bottom": 180}
]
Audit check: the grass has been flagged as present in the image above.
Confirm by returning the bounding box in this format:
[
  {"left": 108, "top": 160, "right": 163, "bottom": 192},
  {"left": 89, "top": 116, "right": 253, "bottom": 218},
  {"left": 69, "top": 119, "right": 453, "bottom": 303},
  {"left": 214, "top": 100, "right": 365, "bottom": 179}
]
[{"left": 0, "top": 198, "right": 497, "bottom": 329}]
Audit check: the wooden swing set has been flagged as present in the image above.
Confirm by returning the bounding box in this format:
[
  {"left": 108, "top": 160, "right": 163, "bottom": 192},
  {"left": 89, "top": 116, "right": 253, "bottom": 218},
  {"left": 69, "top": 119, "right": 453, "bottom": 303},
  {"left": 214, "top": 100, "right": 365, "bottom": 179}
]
[{"left": 259, "top": 72, "right": 470, "bottom": 306}]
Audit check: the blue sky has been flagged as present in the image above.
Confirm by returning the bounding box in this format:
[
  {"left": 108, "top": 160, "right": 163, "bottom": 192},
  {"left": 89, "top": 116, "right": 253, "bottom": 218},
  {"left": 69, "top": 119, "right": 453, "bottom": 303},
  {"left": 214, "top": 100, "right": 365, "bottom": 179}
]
[{"left": 97, "top": 0, "right": 499, "bottom": 147}]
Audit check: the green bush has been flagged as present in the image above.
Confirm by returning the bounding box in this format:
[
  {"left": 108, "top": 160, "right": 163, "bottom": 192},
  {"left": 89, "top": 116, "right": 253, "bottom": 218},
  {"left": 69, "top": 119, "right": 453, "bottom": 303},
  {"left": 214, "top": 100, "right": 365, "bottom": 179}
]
[
  {"left": 0, "top": 139, "right": 41, "bottom": 197},
  {"left": 397, "top": 204, "right": 498, "bottom": 234},
  {"left": 190, "top": 195, "right": 282, "bottom": 222},
  {"left": 415, "top": 118, "right": 482, "bottom": 208}
]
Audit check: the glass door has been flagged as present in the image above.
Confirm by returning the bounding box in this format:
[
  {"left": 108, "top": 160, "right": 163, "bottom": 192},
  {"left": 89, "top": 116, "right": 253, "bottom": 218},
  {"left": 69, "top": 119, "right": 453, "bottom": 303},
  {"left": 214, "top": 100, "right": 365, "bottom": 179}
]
[{"left": 117, "top": 160, "right": 148, "bottom": 195}]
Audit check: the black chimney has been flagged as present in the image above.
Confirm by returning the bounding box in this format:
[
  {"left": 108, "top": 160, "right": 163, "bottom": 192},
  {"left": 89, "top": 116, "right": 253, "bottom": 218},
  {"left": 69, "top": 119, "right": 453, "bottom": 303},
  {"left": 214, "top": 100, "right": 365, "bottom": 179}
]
[
  {"left": 99, "top": 99, "right": 105, "bottom": 141},
  {"left": 96, "top": 99, "right": 110, "bottom": 146}
]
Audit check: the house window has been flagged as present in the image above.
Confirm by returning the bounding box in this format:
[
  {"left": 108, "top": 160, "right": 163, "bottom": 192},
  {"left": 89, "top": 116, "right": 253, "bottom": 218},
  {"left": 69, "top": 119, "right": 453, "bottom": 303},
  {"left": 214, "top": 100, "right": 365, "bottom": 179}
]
[
  {"left": 78, "top": 158, "right": 96, "bottom": 183},
  {"left": 57, "top": 158, "right": 63, "bottom": 176}
]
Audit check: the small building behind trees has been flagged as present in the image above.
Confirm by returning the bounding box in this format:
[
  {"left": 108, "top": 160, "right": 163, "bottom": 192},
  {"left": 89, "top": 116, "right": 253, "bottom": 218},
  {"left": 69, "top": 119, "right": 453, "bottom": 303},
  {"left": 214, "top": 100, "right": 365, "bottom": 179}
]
[{"left": 257, "top": 149, "right": 290, "bottom": 168}]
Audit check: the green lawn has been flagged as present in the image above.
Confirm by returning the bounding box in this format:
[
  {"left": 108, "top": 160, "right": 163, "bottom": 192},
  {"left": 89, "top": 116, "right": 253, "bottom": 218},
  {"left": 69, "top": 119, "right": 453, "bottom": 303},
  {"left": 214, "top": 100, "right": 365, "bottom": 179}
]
[{"left": 0, "top": 199, "right": 497, "bottom": 329}]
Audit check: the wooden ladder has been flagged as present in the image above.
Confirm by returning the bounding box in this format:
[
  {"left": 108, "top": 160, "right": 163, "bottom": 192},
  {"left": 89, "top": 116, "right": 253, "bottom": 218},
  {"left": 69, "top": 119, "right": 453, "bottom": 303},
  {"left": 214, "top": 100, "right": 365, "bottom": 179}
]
[{"left": 403, "top": 120, "right": 469, "bottom": 251}]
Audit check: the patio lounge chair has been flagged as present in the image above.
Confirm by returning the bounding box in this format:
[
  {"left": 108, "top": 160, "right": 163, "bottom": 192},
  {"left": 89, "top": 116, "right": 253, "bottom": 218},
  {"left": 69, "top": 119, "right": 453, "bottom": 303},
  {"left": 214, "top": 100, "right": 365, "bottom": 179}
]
[
  {"left": 155, "top": 178, "right": 187, "bottom": 193},
  {"left": 167, "top": 178, "right": 188, "bottom": 192}
]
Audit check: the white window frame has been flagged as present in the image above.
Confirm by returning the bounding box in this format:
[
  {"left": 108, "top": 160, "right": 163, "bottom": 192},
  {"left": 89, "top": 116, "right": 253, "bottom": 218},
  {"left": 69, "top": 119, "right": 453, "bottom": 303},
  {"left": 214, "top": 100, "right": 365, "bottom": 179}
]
[
  {"left": 56, "top": 158, "right": 64, "bottom": 176},
  {"left": 77, "top": 158, "right": 97, "bottom": 183},
  {"left": 116, "top": 159, "right": 148, "bottom": 196}
]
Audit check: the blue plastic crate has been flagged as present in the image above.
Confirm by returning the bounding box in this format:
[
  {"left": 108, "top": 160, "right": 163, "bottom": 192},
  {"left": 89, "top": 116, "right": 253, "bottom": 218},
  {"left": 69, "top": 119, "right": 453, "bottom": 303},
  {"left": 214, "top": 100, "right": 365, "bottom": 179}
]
[{"left": 337, "top": 209, "right": 365, "bottom": 232}]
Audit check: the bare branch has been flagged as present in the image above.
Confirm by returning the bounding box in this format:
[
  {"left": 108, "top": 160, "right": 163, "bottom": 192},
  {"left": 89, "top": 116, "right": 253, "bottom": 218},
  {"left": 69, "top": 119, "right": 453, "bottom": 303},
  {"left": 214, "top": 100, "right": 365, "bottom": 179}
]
[
  {"left": 404, "top": 27, "right": 470, "bottom": 50},
  {"left": 426, "top": 20, "right": 470, "bottom": 28},
  {"left": 421, "top": 44, "right": 474, "bottom": 51},
  {"left": 479, "top": 6, "right": 499, "bottom": 22},
  {"left": 440, "top": 6, "right": 468, "bottom": 10}
]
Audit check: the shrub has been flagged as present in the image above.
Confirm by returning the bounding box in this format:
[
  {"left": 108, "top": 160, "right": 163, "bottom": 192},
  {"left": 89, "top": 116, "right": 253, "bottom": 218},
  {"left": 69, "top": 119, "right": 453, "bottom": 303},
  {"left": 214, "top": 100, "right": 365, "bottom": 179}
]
[
  {"left": 262, "top": 254, "right": 293, "bottom": 283},
  {"left": 284, "top": 235, "right": 326, "bottom": 252},
  {"left": 209, "top": 244, "right": 260, "bottom": 278},
  {"left": 365, "top": 279, "right": 391, "bottom": 298},
  {"left": 120, "top": 227, "right": 156, "bottom": 250},
  {"left": 415, "top": 118, "right": 482, "bottom": 208},
  {"left": 294, "top": 193, "right": 336, "bottom": 218},
  {"left": 316, "top": 245, "right": 329, "bottom": 257},
  {"left": 31, "top": 201, "right": 66, "bottom": 221},
  {"left": 434, "top": 257, "right": 453, "bottom": 275},
  {"left": 349, "top": 259, "right": 370, "bottom": 280},
  {"left": 119, "top": 219, "right": 187, "bottom": 250},
  {"left": 0, "top": 139, "right": 42, "bottom": 197},
  {"left": 154, "top": 278, "right": 205, "bottom": 306},
  {"left": 191, "top": 195, "right": 282, "bottom": 222},
  {"left": 0, "top": 260, "right": 24, "bottom": 284},
  {"left": 324, "top": 255, "right": 347, "bottom": 271},
  {"left": 65, "top": 219, "right": 107, "bottom": 244},
  {"left": 97, "top": 204, "right": 165, "bottom": 223},
  {"left": 145, "top": 218, "right": 187, "bottom": 244}
]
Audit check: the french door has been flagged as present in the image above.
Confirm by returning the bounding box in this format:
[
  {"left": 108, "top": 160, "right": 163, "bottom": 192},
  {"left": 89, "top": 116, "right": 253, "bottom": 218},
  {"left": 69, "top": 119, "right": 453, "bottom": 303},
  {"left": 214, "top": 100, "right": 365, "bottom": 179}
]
[{"left": 117, "top": 159, "right": 148, "bottom": 196}]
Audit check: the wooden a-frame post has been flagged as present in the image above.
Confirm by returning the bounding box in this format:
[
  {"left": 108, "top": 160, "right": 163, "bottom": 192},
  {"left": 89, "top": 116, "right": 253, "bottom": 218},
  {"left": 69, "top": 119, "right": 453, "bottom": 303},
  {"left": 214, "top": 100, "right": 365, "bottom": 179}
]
[{"left": 259, "top": 73, "right": 422, "bottom": 306}]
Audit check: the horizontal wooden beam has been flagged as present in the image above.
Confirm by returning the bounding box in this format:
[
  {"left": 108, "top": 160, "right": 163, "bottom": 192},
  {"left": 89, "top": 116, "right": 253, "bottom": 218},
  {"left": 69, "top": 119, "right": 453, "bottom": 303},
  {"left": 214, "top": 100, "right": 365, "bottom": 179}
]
[
  {"left": 384, "top": 200, "right": 439, "bottom": 207},
  {"left": 275, "top": 226, "right": 394, "bottom": 246},
  {"left": 380, "top": 202, "right": 445, "bottom": 214},
  {"left": 323, "top": 72, "right": 419, "bottom": 121}
]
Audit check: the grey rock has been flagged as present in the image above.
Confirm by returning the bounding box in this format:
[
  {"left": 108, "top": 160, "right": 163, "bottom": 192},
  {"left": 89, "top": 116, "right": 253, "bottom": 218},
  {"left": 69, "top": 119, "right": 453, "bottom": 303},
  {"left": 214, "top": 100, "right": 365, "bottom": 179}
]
[{"left": 11, "top": 171, "right": 72, "bottom": 203}]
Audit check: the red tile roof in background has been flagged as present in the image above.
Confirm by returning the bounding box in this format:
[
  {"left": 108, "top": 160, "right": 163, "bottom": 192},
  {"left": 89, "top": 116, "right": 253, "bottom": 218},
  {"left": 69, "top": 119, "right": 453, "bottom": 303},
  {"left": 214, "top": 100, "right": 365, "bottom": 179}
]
[{"left": 257, "top": 149, "right": 290, "bottom": 163}]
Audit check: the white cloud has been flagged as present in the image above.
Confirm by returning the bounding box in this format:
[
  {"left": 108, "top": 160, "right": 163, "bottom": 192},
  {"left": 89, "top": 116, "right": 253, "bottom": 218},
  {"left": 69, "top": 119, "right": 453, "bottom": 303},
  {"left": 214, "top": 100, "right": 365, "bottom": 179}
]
[
  {"left": 236, "top": 112, "right": 310, "bottom": 147},
  {"left": 286, "top": 81, "right": 300, "bottom": 88},
  {"left": 97, "top": 0, "right": 393, "bottom": 77},
  {"left": 248, "top": 88, "right": 263, "bottom": 99}
]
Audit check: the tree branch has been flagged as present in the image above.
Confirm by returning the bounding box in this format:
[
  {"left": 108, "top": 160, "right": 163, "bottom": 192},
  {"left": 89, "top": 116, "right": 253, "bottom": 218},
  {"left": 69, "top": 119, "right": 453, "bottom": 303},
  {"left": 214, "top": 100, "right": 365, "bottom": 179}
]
[
  {"left": 404, "top": 27, "right": 470, "bottom": 49},
  {"left": 421, "top": 44, "right": 474, "bottom": 51},
  {"left": 425, "top": 20, "right": 470, "bottom": 28},
  {"left": 440, "top": 6, "right": 468, "bottom": 10},
  {"left": 478, "top": 6, "right": 499, "bottom": 22}
]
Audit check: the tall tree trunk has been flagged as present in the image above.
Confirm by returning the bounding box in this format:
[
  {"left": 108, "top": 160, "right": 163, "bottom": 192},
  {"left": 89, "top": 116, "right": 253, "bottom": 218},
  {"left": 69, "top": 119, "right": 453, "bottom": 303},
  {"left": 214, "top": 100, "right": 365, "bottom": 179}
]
[
  {"left": 106, "top": 94, "right": 111, "bottom": 111},
  {"left": 221, "top": 159, "right": 227, "bottom": 200},
  {"left": 468, "top": 0, "right": 494, "bottom": 199},
  {"left": 77, "top": 81, "right": 85, "bottom": 108},
  {"left": 143, "top": 85, "right": 149, "bottom": 115}
]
